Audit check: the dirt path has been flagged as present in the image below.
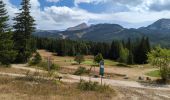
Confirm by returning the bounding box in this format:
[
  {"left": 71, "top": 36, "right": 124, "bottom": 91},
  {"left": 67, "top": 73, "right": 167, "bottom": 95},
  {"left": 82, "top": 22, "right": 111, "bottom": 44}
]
[
  {"left": 12, "top": 64, "right": 46, "bottom": 73},
  {"left": 9, "top": 64, "right": 170, "bottom": 90},
  {"left": 67, "top": 74, "right": 170, "bottom": 90},
  {"left": 114, "top": 86, "right": 170, "bottom": 100}
]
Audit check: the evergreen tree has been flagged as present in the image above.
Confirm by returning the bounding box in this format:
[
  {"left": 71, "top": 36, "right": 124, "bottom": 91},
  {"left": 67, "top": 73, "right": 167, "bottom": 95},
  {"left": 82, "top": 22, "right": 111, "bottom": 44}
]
[
  {"left": 134, "top": 37, "right": 151, "bottom": 64},
  {"left": 126, "top": 38, "right": 134, "bottom": 64},
  {"left": 126, "top": 38, "right": 132, "bottom": 50},
  {"left": 109, "top": 41, "right": 120, "bottom": 60},
  {"left": 127, "top": 50, "right": 134, "bottom": 65},
  {"left": 0, "top": 0, "right": 16, "bottom": 65},
  {"left": 13, "top": 0, "right": 36, "bottom": 63},
  {"left": 94, "top": 53, "right": 103, "bottom": 64},
  {"left": 118, "top": 44, "right": 129, "bottom": 63}
]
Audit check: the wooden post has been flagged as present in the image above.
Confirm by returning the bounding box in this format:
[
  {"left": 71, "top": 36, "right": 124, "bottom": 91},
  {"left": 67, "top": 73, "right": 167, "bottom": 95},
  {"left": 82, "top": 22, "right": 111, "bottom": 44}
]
[
  {"left": 47, "top": 57, "right": 51, "bottom": 71},
  {"left": 101, "top": 76, "right": 103, "bottom": 85},
  {"left": 89, "top": 73, "right": 91, "bottom": 82}
]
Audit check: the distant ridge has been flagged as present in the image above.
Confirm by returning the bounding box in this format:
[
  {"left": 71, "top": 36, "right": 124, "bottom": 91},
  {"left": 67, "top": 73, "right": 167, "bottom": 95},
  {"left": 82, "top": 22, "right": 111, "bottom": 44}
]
[
  {"left": 33, "top": 18, "right": 170, "bottom": 47},
  {"left": 67, "top": 23, "right": 88, "bottom": 31}
]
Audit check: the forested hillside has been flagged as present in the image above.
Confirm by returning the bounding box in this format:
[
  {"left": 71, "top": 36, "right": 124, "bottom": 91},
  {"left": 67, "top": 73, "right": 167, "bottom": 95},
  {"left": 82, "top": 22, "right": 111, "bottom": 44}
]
[
  {"left": 35, "top": 37, "right": 150, "bottom": 64},
  {"left": 33, "top": 19, "right": 170, "bottom": 47}
]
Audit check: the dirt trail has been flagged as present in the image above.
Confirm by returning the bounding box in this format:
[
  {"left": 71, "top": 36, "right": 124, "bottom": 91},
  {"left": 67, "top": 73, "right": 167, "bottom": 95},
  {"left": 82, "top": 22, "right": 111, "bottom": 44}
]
[
  {"left": 9, "top": 64, "right": 170, "bottom": 90},
  {"left": 12, "top": 64, "right": 46, "bottom": 73}
]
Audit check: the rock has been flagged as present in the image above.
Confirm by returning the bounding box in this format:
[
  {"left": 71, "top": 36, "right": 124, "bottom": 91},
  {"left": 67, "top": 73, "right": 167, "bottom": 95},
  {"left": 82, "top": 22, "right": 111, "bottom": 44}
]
[
  {"left": 94, "top": 75, "right": 99, "bottom": 78},
  {"left": 138, "top": 76, "right": 144, "bottom": 80},
  {"left": 146, "top": 77, "right": 151, "bottom": 81}
]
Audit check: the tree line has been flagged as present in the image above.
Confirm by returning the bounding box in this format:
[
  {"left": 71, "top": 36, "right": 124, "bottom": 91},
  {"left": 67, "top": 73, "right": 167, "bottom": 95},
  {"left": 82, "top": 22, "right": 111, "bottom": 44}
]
[
  {"left": 0, "top": 0, "right": 35, "bottom": 65},
  {"left": 35, "top": 37, "right": 151, "bottom": 64}
]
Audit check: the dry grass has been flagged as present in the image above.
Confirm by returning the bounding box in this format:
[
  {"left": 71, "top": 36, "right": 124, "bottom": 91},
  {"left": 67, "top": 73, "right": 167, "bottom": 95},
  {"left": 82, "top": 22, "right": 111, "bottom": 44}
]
[
  {"left": 37, "top": 50, "right": 159, "bottom": 81},
  {"left": 0, "top": 67, "right": 28, "bottom": 75},
  {"left": 0, "top": 76, "right": 116, "bottom": 100}
]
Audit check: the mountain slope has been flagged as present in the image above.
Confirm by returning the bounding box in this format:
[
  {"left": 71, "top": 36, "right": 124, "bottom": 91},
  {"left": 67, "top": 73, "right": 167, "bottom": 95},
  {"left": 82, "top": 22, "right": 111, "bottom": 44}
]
[
  {"left": 67, "top": 23, "right": 88, "bottom": 31},
  {"left": 33, "top": 19, "right": 170, "bottom": 47}
]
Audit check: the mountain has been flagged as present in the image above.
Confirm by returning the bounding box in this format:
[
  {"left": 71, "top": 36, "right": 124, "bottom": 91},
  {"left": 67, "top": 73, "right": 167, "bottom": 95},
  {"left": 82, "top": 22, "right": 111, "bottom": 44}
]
[
  {"left": 33, "top": 19, "right": 170, "bottom": 47},
  {"left": 33, "top": 30, "right": 60, "bottom": 38},
  {"left": 147, "top": 18, "right": 170, "bottom": 30},
  {"left": 66, "top": 23, "right": 88, "bottom": 31}
]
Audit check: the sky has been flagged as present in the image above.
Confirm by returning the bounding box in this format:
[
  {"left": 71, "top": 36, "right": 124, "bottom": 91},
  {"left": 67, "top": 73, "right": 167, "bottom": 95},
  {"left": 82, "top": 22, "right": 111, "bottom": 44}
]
[{"left": 3, "top": 0, "right": 170, "bottom": 30}]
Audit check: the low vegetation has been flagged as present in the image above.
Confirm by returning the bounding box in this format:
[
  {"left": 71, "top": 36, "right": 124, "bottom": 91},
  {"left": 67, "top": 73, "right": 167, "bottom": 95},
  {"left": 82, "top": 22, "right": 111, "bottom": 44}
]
[
  {"left": 29, "top": 52, "right": 42, "bottom": 66},
  {"left": 148, "top": 46, "right": 170, "bottom": 82},
  {"left": 74, "top": 66, "right": 89, "bottom": 75},
  {"left": 0, "top": 76, "right": 115, "bottom": 100},
  {"left": 37, "top": 61, "right": 60, "bottom": 71},
  {"left": 74, "top": 54, "right": 85, "bottom": 64},
  {"left": 78, "top": 80, "right": 114, "bottom": 94},
  {"left": 146, "top": 70, "right": 160, "bottom": 77}
]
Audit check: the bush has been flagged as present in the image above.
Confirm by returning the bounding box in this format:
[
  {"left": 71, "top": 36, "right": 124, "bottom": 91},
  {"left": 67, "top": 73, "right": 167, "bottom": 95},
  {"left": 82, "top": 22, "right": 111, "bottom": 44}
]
[
  {"left": 29, "top": 52, "right": 42, "bottom": 65},
  {"left": 94, "top": 53, "right": 103, "bottom": 64},
  {"left": 50, "top": 63, "right": 60, "bottom": 70},
  {"left": 78, "top": 80, "right": 113, "bottom": 93},
  {"left": 37, "top": 61, "right": 48, "bottom": 69},
  {"left": 74, "top": 54, "right": 85, "bottom": 64},
  {"left": 147, "top": 46, "right": 170, "bottom": 82},
  {"left": 74, "top": 67, "right": 89, "bottom": 75},
  {"left": 37, "top": 61, "right": 60, "bottom": 71},
  {"left": 0, "top": 62, "right": 11, "bottom": 67}
]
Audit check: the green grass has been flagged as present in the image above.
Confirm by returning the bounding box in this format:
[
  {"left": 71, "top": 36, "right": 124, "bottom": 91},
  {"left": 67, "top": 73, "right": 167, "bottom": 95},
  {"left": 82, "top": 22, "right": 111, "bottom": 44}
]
[
  {"left": 146, "top": 70, "right": 160, "bottom": 77},
  {"left": 82, "top": 59, "right": 117, "bottom": 66},
  {"left": 82, "top": 60, "right": 95, "bottom": 65},
  {"left": 105, "top": 60, "right": 118, "bottom": 66}
]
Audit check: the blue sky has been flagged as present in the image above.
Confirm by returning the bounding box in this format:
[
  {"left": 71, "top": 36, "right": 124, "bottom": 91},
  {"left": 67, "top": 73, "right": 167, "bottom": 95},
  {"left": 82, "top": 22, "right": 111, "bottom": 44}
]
[{"left": 3, "top": 0, "right": 170, "bottom": 30}]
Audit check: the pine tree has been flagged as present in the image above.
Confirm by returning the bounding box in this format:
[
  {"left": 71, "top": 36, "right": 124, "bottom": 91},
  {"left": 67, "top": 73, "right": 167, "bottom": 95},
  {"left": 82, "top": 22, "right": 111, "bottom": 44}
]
[
  {"left": 13, "top": 0, "right": 35, "bottom": 63},
  {"left": 109, "top": 41, "right": 120, "bottom": 60},
  {"left": 118, "top": 44, "right": 129, "bottom": 63},
  {"left": 126, "top": 38, "right": 134, "bottom": 64},
  {"left": 127, "top": 50, "right": 134, "bottom": 65},
  {"left": 0, "top": 0, "right": 16, "bottom": 65},
  {"left": 134, "top": 37, "right": 151, "bottom": 64}
]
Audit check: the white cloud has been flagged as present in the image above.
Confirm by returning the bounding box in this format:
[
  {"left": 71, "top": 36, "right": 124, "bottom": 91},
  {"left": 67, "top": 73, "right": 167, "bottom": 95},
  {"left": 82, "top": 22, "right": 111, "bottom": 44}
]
[
  {"left": 2, "top": 0, "right": 19, "bottom": 25},
  {"left": 3, "top": 0, "right": 170, "bottom": 30},
  {"left": 74, "top": 0, "right": 108, "bottom": 6},
  {"left": 46, "top": 0, "right": 60, "bottom": 3}
]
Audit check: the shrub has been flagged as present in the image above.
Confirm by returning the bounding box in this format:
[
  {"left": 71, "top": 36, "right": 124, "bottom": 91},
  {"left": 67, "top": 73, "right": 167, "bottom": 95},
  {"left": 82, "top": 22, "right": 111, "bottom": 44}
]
[
  {"left": 0, "top": 62, "right": 11, "bottom": 67},
  {"left": 94, "top": 53, "right": 103, "bottom": 64},
  {"left": 74, "top": 54, "right": 85, "bottom": 64},
  {"left": 37, "top": 61, "right": 60, "bottom": 71},
  {"left": 50, "top": 63, "right": 60, "bottom": 70},
  {"left": 148, "top": 46, "right": 170, "bottom": 82},
  {"left": 78, "top": 80, "right": 113, "bottom": 93},
  {"left": 29, "top": 52, "right": 42, "bottom": 65},
  {"left": 74, "top": 67, "right": 89, "bottom": 75}
]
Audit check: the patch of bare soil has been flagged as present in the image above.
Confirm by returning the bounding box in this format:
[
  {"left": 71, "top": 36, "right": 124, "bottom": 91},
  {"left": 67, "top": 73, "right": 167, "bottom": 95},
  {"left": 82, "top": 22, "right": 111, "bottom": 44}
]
[{"left": 114, "top": 86, "right": 170, "bottom": 100}]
